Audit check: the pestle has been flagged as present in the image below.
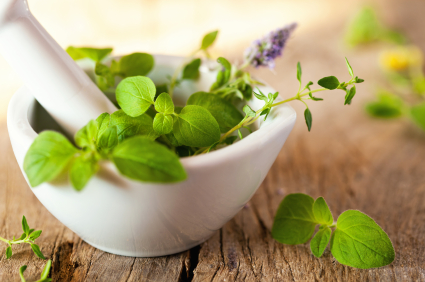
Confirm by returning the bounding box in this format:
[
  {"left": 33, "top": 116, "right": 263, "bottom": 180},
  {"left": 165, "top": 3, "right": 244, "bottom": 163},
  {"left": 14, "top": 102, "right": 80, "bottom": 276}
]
[{"left": 0, "top": 0, "right": 117, "bottom": 135}]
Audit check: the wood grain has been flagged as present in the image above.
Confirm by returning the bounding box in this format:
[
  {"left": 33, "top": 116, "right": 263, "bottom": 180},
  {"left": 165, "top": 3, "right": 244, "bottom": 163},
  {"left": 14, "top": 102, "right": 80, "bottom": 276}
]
[{"left": 1, "top": 0, "right": 425, "bottom": 281}]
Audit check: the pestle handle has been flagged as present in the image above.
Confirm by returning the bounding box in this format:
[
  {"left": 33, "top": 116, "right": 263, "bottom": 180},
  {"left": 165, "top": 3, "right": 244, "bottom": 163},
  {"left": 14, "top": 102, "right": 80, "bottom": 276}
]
[{"left": 0, "top": 0, "right": 117, "bottom": 135}]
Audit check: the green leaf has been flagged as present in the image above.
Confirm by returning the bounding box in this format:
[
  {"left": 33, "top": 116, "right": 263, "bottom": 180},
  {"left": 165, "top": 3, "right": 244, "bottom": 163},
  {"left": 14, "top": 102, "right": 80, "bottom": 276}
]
[
  {"left": 365, "top": 92, "right": 404, "bottom": 119},
  {"left": 173, "top": 105, "right": 221, "bottom": 147},
  {"left": 153, "top": 113, "right": 174, "bottom": 135},
  {"left": 210, "top": 57, "right": 231, "bottom": 90},
  {"left": 69, "top": 154, "right": 99, "bottom": 191},
  {"left": 112, "top": 136, "right": 187, "bottom": 183},
  {"left": 307, "top": 84, "right": 323, "bottom": 101},
  {"left": 345, "top": 57, "right": 354, "bottom": 78},
  {"left": 110, "top": 110, "right": 158, "bottom": 142},
  {"left": 74, "top": 120, "right": 98, "bottom": 149},
  {"left": 271, "top": 193, "right": 317, "bottom": 245},
  {"left": 95, "top": 62, "right": 115, "bottom": 89},
  {"left": 96, "top": 113, "right": 111, "bottom": 140},
  {"left": 201, "top": 30, "right": 218, "bottom": 50},
  {"left": 116, "top": 76, "right": 156, "bottom": 117},
  {"left": 66, "top": 46, "right": 112, "bottom": 62},
  {"left": 98, "top": 126, "right": 119, "bottom": 152},
  {"left": 39, "top": 260, "right": 52, "bottom": 281},
  {"left": 187, "top": 92, "right": 243, "bottom": 133},
  {"left": 355, "top": 76, "right": 365, "bottom": 83},
  {"left": 6, "top": 246, "right": 12, "bottom": 259},
  {"left": 318, "top": 76, "right": 340, "bottom": 90},
  {"left": 304, "top": 108, "right": 312, "bottom": 131},
  {"left": 344, "top": 86, "right": 356, "bottom": 105},
  {"left": 18, "top": 233, "right": 26, "bottom": 240},
  {"left": 154, "top": 93, "right": 174, "bottom": 114},
  {"left": 240, "top": 83, "right": 253, "bottom": 100},
  {"left": 31, "top": 244, "right": 46, "bottom": 259},
  {"left": 260, "top": 108, "right": 271, "bottom": 121},
  {"left": 310, "top": 226, "right": 332, "bottom": 258},
  {"left": 24, "top": 131, "right": 78, "bottom": 187},
  {"left": 19, "top": 265, "right": 27, "bottom": 282},
  {"left": 330, "top": 210, "right": 395, "bottom": 269},
  {"left": 182, "top": 58, "right": 201, "bottom": 80},
  {"left": 22, "top": 215, "right": 30, "bottom": 235},
  {"left": 237, "top": 129, "right": 243, "bottom": 140},
  {"left": 119, "top": 53, "right": 154, "bottom": 77},
  {"left": 253, "top": 90, "right": 268, "bottom": 101},
  {"left": 410, "top": 102, "right": 425, "bottom": 131},
  {"left": 29, "top": 230, "right": 42, "bottom": 241},
  {"left": 28, "top": 229, "right": 34, "bottom": 235},
  {"left": 297, "top": 62, "right": 302, "bottom": 83},
  {"left": 313, "top": 197, "right": 333, "bottom": 225},
  {"left": 243, "top": 105, "right": 256, "bottom": 117}
]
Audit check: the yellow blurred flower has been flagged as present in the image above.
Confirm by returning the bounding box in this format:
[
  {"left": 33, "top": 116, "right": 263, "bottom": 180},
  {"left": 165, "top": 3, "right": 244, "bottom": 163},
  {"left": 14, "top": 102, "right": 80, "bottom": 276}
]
[{"left": 380, "top": 45, "right": 423, "bottom": 72}]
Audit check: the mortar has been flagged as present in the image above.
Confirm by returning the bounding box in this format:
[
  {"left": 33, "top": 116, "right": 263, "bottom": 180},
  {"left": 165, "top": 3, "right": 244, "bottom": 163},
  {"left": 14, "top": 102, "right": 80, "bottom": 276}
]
[{"left": 7, "top": 54, "right": 296, "bottom": 257}]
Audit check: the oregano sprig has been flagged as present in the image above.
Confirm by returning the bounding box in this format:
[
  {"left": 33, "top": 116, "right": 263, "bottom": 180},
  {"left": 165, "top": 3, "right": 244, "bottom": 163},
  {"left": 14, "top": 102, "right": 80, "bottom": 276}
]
[
  {"left": 272, "top": 193, "right": 395, "bottom": 269},
  {"left": 0, "top": 216, "right": 45, "bottom": 259}
]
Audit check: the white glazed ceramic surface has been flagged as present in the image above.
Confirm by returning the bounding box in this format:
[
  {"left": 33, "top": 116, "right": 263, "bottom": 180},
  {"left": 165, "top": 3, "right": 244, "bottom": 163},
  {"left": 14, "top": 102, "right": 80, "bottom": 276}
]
[{"left": 7, "top": 55, "right": 296, "bottom": 257}]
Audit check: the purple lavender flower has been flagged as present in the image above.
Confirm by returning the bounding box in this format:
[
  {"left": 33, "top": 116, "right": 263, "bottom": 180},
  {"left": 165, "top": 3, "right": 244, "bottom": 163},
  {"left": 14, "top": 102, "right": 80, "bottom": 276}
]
[{"left": 244, "top": 23, "right": 297, "bottom": 69}]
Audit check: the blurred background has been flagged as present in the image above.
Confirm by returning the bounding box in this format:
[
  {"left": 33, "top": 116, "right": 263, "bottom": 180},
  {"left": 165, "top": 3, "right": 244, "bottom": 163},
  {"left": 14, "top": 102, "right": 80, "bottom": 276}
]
[{"left": 0, "top": 0, "right": 424, "bottom": 132}]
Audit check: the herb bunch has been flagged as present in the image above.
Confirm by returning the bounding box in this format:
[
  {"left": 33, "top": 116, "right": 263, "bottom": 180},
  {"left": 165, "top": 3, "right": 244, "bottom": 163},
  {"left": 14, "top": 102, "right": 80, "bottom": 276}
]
[
  {"left": 1, "top": 216, "right": 45, "bottom": 259},
  {"left": 272, "top": 193, "right": 395, "bottom": 269},
  {"left": 24, "top": 25, "right": 363, "bottom": 191}
]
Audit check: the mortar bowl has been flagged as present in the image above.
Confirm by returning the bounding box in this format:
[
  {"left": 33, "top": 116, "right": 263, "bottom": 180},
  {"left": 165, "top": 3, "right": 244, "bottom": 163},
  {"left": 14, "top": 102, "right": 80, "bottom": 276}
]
[{"left": 7, "top": 55, "right": 296, "bottom": 257}]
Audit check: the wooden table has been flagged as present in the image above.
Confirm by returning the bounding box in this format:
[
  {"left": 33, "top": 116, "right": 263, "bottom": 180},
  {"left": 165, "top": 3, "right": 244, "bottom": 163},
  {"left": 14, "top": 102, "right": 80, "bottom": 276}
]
[{"left": 1, "top": 1, "right": 425, "bottom": 281}]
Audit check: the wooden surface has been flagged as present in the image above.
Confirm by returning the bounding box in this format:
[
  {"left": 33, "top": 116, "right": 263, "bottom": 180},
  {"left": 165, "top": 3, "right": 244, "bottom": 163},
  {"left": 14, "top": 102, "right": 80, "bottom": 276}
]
[{"left": 1, "top": 1, "right": 425, "bottom": 281}]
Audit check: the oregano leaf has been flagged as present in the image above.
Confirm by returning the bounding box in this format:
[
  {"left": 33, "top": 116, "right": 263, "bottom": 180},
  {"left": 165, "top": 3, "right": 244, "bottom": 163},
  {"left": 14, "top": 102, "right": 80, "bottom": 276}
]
[
  {"left": 31, "top": 244, "right": 46, "bottom": 259},
  {"left": 182, "top": 58, "right": 201, "bottom": 80},
  {"left": 119, "top": 53, "right": 154, "bottom": 77},
  {"left": 116, "top": 76, "right": 156, "bottom": 117},
  {"left": 304, "top": 108, "right": 313, "bottom": 131},
  {"left": 243, "top": 105, "right": 256, "bottom": 117},
  {"left": 345, "top": 57, "right": 354, "bottom": 77},
  {"left": 201, "top": 30, "right": 218, "bottom": 50},
  {"left": 154, "top": 93, "right": 174, "bottom": 114},
  {"left": 153, "top": 113, "right": 174, "bottom": 135},
  {"left": 6, "top": 246, "right": 12, "bottom": 259},
  {"left": 69, "top": 154, "right": 99, "bottom": 191},
  {"left": 310, "top": 226, "right": 331, "bottom": 258},
  {"left": 313, "top": 197, "right": 333, "bottom": 225},
  {"left": 330, "top": 210, "right": 395, "bottom": 269},
  {"left": 318, "top": 76, "right": 340, "bottom": 90}
]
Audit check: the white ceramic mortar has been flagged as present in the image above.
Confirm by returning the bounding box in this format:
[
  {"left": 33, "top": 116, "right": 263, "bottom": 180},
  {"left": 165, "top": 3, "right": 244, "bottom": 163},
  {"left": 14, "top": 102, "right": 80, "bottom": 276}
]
[{"left": 8, "top": 55, "right": 296, "bottom": 257}]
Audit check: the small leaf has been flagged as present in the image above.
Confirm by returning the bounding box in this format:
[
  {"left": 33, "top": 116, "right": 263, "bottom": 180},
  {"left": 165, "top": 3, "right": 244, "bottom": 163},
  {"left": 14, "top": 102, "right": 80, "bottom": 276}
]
[
  {"left": 22, "top": 216, "right": 30, "bottom": 235},
  {"left": 182, "top": 58, "right": 201, "bottom": 80},
  {"left": 119, "top": 53, "right": 154, "bottom": 77},
  {"left": 187, "top": 92, "right": 243, "bottom": 133},
  {"left": 29, "top": 230, "right": 42, "bottom": 241},
  {"left": 313, "top": 197, "right": 333, "bottom": 225},
  {"left": 24, "top": 132, "right": 78, "bottom": 187},
  {"left": 330, "top": 210, "right": 395, "bottom": 269},
  {"left": 28, "top": 229, "right": 34, "bottom": 235},
  {"left": 98, "top": 126, "right": 119, "bottom": 152},
  {"left": 365, "top": 91, "right": 404, "bottom": 119},
  {"left": 237, "top": 129, "right": 243, "bottom": 140},
  {"left": 96, "top": 113, "right": 111, "bottom": 140},
  {"left": 304, "top": 108, "right": 313, "bottom": 132},
  {"left": 31, "top": 244, "right": 46, "bottom": 259},
  {"left": 173, "top": 105, "right": 221, "bottom": 147},
  {"left": 112, "top": 136, "right": 187, "bottom": 183},
  {"left": 310, "top": 226, "right": 331, "bottom": 258},
  {"left": 243, "top": 105, "right": 256, "bottom": 117},
  {"left": 210, "top": 57, "right": 231, "bottom": 90},
  {"left": 19, "top": 233, "right": 26, "bottom": 240},
  {"left": 19, "top": 265, "right": 27, "bottom": 282},
  {"left": 6, "top": 246, "right": 12, "bottom": 259},
  {"left": 297, "top": 62, "right": 302, "bottom": 82},
  {"left": 355, "top": 76, "right": 365, "bottom": 83},
  {"left": 40, "top": 260, "right": 52, "bottom": 280},
  {"left": 253, "top": 90, "right": 268, "bottom": 101},
  {"left": 260, "top": 108, "right": 271, "bottom": 120},
  {"left": 154, "top": 93, "right": 174, "bottom": 114},
  {"left": 116, "top": 76, "right": 156, "bottom": 117},
  {"left": 318, "top": 76, "right": 340, "bottom": 90},
  {"left": 201, "top": 30, "right": 219, "bottom": 50},
  {"left": 306, "top": 84, "right": 323, "bottom": 101},
  {"left": 110, "top": 110, "right": 158, "bottom": 142},
  {"left": 344, "top": 86, "right": 356, "bottom": 105},
  {"left": 153, "top": 113, "right": 174, "bottom": 135},
  {"left": 410, "top": 102, "right": 425, "bottom": 131},
  {"left": 345, "top": 57, "right": 354, "bottom": 77},
  {"left": 69, "top": 154, "right": 99, "bottom": 191},
  {"left": 66, "top": 46, "right": 112, "bottom": 62},
  {"left": 74, "top": 120, "right": 98, "bottom": 149}
]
